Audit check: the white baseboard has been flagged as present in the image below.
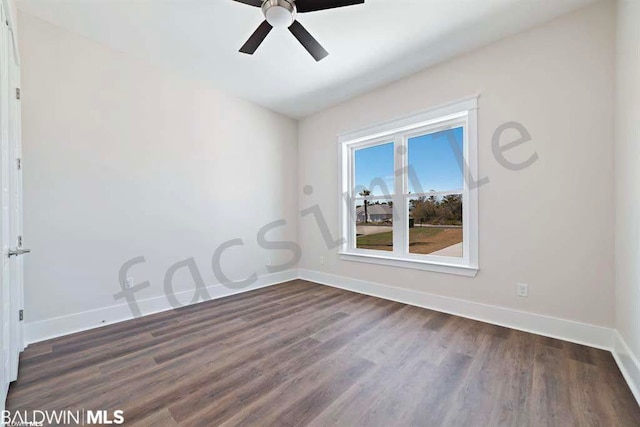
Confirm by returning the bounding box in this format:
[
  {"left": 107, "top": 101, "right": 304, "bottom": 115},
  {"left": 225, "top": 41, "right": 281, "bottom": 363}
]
[
  {"left": 21, "top": 267, "right": 640, "bottom": 407},
  {"left": 299, "top": 269, "right": 614, "bottom": 350},
  {"left": 24, "top": 270, "right": 298, "bottom": 345},
  {"left": 300, "top": 269, "right": 640, "bottom": 406},
  {"left": 612, "top": 331, "right": 640, "bottom": 404}
]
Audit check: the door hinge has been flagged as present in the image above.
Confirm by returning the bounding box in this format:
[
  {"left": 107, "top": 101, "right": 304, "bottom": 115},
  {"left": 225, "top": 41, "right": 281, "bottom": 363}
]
[
  {"left": 15, "top": 88, "right": 20, "bottom": 100},
  {"left": 16, "top": 158, "right": 21, "bottom": 170},
  {"left": 19, "top": 310, "right": 23, "bottom": 322},
  {"left": 17, "top": 236, "right": 22, "bottom": 247}
]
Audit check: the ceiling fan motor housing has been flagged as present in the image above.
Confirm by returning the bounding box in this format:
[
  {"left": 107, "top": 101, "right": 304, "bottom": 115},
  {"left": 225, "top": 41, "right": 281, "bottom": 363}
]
[
  {"left": 262, "top": 0, "right": 297, "bottom": 28},
  {"left": 236, "top": 0, "right": 364, "bottom": 61}
]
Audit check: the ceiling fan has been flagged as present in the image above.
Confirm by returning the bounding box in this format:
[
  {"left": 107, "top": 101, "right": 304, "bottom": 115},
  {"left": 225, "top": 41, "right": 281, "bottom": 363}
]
[{"left": 233, "top": 0, "right": 365, "bottom": 62}]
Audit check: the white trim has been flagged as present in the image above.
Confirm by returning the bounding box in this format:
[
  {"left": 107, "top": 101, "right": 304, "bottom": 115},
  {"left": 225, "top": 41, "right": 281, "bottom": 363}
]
[
  {"left": 338, "top": 96, "right": 479, "bottom": 274},
  {"left": 24, "top": 270, "right": 298, "bottom": 344},
  {"left": 18, "top": 270, "right": 640, "bottom": 407},
  {"left": 22, "top": 268, "right": 616, "bottom": 350},
  {"left": 612, "top": 331, "right": 640, "bottom": 405},
  {"left": 298, "top": 269, "right": 614, "bottom": 350},
  {"left": 339, "top": 252, "right": 478, "bottom": 277},
  {"left": 304, "top": 268, "right": 640, "bottom": 403}
]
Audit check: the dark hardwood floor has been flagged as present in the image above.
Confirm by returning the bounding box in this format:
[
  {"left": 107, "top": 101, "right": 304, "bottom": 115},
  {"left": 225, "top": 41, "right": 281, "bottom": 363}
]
[{"left": 7, "top": 280, "right": 640, "bottom": 426}]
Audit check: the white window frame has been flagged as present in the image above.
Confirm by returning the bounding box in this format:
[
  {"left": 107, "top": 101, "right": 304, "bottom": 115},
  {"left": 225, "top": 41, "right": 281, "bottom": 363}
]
[{"left": 338, "top": 96, "right": 479, "bottom": 277}]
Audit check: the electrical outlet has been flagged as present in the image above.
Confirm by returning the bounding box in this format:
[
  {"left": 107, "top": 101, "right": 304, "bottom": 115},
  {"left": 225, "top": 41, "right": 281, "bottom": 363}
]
[
  {"left": 517, "top": 283, "right": 528, "bottom": 298},
  {"left": 320, "top": 256, "right": 325, "bottom": 265},
  {"left": 125, "top": 277, "right": 133, "bottom": 290}
]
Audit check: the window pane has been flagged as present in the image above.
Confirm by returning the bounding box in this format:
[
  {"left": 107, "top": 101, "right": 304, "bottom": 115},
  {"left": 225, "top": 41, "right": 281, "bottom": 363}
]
[
  {"left": 355, "top": 142, "right": 394, "bottom": 197},
  {"left": 355, "top": 199, "right": 393, "bottom": 252},
  {"left": 408, "top": 195, "right": 463, "bottom": 257},
  {"left": 408, "top": 127, "right": 463, "bottom": 194}
]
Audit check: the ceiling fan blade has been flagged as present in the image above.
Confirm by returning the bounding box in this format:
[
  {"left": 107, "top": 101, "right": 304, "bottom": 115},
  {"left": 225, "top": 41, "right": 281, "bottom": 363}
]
[
  {"left": 288, "top": 20, "right": 328, "bottom": 61},
  {"left": 295, "top": 0, "right": 364, "bottom": 13},
  {"left": 231, "top": 0, "right": 263, "bottom": 7},
  {"left": 240, "top": 21, "right": 273, "bottom": 55}
]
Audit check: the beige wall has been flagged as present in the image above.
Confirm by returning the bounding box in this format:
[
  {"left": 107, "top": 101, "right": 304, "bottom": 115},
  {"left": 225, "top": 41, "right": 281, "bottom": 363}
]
[
  {"left": 298, "top": 1, "right": 616, "bottom": 327},
  {"left": 615, "top": 0, "right": 640, "bottom": 360},
  {"left": 19, "top": 12, "right": 298, "bottom": 324}
]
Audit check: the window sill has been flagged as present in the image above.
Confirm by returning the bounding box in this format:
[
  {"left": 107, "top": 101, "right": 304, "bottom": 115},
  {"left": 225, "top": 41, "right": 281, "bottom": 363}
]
[{"left": 338, "top": 252, "right": 479, "bottom": 277}]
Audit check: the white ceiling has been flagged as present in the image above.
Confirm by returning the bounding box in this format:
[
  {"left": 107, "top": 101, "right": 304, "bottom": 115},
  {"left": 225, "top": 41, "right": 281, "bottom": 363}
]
[{"left": 17, "top": 0, "right": 597, "bottom": 118}]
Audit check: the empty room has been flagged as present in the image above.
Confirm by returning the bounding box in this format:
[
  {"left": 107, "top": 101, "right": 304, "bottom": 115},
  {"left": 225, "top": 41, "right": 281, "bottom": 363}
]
[{"left": 0, "top": 0, "right": 639, "bottom": 425}]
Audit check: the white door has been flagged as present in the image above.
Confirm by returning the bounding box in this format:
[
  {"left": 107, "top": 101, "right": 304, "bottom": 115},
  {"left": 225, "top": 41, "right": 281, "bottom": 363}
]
[
  {"left": 0, "top": 0, "right": 12, "bottom": 406},
  {"left": 8, "top": 11, "right": 24, "bottom": 382},
  {"left": 0, "top": 0, "right": 24, "bottom": 410}
]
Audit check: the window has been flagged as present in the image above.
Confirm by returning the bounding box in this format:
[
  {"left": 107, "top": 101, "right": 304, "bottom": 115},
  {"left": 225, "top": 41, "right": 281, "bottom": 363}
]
[{"left": 339, "top": 97, "right": 479, "bottom": 276}]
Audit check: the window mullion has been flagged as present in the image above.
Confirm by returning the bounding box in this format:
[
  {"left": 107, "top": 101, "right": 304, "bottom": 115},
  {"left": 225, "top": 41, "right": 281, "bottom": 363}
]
[
  {"left": 393, "top": 134, "right": 406, "bottom": 256},
  {"left": 346, "top": 145, "right": 354, "bottom": 252}
]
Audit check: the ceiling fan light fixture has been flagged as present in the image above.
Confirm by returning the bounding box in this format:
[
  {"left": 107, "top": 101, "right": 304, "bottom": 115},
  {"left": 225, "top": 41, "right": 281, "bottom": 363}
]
[
  {"left": 262, "top": 0, "right": 296, "bottom": 28},
  {"left": 235, "top": 0, "right": 365, "bottom": 61}
]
